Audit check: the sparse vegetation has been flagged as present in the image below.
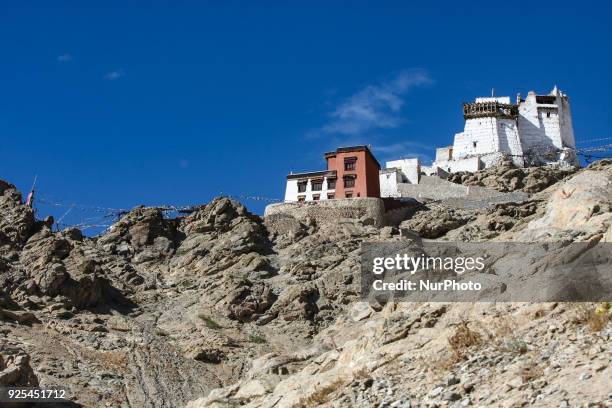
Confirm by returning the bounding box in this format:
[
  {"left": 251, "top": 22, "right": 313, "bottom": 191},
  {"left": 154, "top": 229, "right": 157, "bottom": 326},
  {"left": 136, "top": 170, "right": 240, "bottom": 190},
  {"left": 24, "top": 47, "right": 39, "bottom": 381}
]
[
  {"left": 572, "top": 302, "right": 611, "bottom": 333},
  {"left": 448, "top": 321, "right": 482, "bottom": 359},
  {"left": 484, "top": 317, "right": 528, "bottom": 354},
  {"left": 198, "top": 314, "right": 222, "bottom": 329},
  {"left": 296, "top": 379, "right": 344, "bottom": 408},
  {"left": 249, "top": 335, "right": 267, "bottom": 344},
  {"left": 432, "top": 321, "right": 484, "bottom": 372}
]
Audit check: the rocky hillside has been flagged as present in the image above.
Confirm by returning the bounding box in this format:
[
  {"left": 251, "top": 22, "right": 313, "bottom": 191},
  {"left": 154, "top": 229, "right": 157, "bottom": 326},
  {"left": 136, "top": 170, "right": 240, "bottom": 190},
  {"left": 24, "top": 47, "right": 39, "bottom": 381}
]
[{"left": 1, "top": 161, "right": 611, "bottom": 407}]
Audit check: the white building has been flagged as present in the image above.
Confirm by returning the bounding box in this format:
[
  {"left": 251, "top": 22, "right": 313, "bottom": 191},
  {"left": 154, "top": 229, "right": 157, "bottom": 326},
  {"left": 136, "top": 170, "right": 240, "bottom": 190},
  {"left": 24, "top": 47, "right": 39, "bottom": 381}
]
[
  {"left": 379, "top": 158, "right": 422, "bottom": 197},
  {"left": 432, "top": 87, "right": 577, "bottom": 173},
  {"left": 284, "top": 170, "right": 337, "bottom": 202},
  {"left": 379, "top": 87, "right": 579, "bottom": 198}
]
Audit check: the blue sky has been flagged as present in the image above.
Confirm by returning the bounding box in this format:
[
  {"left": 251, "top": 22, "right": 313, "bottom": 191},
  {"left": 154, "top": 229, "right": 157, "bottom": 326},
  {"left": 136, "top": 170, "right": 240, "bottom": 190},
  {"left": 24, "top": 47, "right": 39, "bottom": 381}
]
[{"left": 1, "top": 1, "right": 611, "bottom": 231}]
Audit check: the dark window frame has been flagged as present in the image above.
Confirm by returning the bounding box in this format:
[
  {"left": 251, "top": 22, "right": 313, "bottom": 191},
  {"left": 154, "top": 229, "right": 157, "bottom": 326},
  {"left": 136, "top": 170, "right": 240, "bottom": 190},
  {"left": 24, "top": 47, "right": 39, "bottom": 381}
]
[
  {"left": 344, "top": 177, "right": 356, "bottom": 188},
  {"left": 344, "top": 156, "right": 357, "bottom": 171}
]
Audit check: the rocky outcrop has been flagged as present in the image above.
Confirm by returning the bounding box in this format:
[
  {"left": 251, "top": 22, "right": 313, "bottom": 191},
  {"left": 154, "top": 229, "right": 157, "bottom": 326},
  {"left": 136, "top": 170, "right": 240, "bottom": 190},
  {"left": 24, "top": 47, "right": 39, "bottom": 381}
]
[
  {"left": 0, "top": 181, "right": 35, "bottom": 250},
  {"left": 97, "top": 206, "right": 184, "bottom": 263},
  {"left": 447, "top": 156, "right": 578, "bottom": 194},
  {"left": 399, "top": 205, "right": 475, "bottom": 239},
  {"left": 0, "top": 160, "right": 610, "bottom": 407},
  {"left": 0, "top": 347, "right": 38, "bottom": 387}
]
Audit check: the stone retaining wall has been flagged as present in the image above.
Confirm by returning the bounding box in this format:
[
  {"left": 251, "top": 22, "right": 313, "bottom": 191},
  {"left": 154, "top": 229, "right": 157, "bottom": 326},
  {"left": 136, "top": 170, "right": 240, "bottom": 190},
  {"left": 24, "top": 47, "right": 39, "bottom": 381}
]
[
  {"left": 397, "top": 176, "right": 515, "bottom": 202},
  {"left": 264, "top": 198, "right": 385, "bottom": 227}
]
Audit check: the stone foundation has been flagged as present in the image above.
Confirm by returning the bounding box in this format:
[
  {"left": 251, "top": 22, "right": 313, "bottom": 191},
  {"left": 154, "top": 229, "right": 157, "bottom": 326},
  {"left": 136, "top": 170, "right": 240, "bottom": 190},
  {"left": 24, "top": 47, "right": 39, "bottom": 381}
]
[{"left": 264, "top": 198, "right": 385, "bottom": 227}]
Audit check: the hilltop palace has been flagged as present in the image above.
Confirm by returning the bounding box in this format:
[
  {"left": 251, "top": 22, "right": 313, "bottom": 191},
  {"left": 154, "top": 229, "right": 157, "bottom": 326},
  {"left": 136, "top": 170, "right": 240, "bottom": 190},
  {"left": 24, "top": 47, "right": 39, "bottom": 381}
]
[
  {"left": 379, "top": 86, "right": 579, "bottom": 198},
  {"left": 283, "top": 87, "right": 578, "bottom": 202}
]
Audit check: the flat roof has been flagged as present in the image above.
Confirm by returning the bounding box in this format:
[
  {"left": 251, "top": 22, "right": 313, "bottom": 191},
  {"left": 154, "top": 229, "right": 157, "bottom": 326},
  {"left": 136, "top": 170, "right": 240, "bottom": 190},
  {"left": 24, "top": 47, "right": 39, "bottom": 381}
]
[
  {"left": 286, "top": 170, "right": 337, "bottom": 180},
  {"left": 324, "top": 145, "right": 381, "bottom": 169}
]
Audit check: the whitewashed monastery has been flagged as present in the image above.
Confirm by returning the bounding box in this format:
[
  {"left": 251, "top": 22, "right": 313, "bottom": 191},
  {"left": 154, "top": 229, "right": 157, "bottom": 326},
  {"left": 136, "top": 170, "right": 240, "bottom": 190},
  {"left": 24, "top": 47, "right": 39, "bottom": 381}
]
[{"left": 379, "top": 87, "right": 578, "bottom": 198}]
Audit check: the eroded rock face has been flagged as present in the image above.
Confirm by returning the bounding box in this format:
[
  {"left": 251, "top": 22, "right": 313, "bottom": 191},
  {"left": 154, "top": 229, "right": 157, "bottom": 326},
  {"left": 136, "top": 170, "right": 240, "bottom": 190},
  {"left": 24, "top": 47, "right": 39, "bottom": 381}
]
[
  {"left": 98, "top": 206, "right": 184, "bottom": 263},
  {"left": 447, "top": 156, "right": 578, "bottom": 194},
  {"left": 399, "top": 205, "right": 475, "bottom": 239},
  {"left": 0, "top": 160, "right": 610, "bottom": 407},
  {"left": 0, "top": 181, "right": 35, "bottom": 249},
  {"left": 0, "top": 349, "right": 38, "bottom": 387}
]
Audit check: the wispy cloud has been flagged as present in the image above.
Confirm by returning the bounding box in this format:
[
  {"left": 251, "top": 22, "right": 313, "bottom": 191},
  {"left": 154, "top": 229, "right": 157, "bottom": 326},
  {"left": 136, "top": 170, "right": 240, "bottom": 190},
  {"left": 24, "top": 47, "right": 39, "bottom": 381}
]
[
  {"left": 104, "top": 69, "right": 125, "bottom": 80},
  {"left": 57, "top": 53, "right": 72, "bottom": 62},
  {"left": 313, "top": 69, "right": 432, "bottom": 137}
]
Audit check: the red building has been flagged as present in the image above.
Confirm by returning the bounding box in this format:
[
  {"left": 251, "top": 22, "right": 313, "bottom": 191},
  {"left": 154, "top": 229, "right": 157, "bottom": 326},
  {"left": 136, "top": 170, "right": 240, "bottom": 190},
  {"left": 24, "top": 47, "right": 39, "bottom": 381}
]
[
  {"left": 284, "top": 145, "right": 381, "bottom": 202},
  {"left": 324, "top": 146, "right": 381, "bottom": 199}
]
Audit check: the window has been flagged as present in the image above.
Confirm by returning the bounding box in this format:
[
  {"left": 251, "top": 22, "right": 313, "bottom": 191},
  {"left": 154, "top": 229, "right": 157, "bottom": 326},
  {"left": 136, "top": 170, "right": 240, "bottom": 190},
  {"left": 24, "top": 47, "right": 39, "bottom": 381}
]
[
  {"left": 345, "top": 193, "right": 353, "bottom": 198},
  {"left": 344, "top": 177, "right": 355, "bottom": 188},
  {"left": 546, "top": 112, "right": 551, "bottom": 118},
  {"left": 472, "top": 141, "right": 477, "bottom": 148},
  {"left": 297, "top": 182, "right": 307, "bottom": 193},
  {"left": 327, "top": 193, "right": 335, "bottom": 200},
  {"left": 312, "top": 194, "right": 320, "bottom": 201},
  {"left": 311, "top": 180, "right": 323, "bottom": 191},
  {"left": 344, "top": 157, "right": 357, "bottom": 171},
  {"left": 327, "top": 178, "right": 336, "bottom": 189},
  {"left": 297, "top": 195, "right": 305, "bottom": 202}
]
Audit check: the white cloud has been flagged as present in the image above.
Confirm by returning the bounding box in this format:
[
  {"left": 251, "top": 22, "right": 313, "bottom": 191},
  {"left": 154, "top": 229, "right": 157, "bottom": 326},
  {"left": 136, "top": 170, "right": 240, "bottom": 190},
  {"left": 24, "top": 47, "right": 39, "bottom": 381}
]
[
  {"left": 315, "top": 69, "right": 432, "bottom": 137},
  {"left": 104, "top": 69, "right": 125, "bottom": 80},
  {"left": 57, "top": 53, "right": 72, "bottom": 62}
]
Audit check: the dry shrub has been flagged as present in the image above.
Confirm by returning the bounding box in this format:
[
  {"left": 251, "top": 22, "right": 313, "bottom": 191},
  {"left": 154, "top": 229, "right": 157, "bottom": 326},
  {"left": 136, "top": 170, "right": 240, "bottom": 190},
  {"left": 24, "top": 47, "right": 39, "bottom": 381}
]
[
  {"left": 448, "top": 322, "right": 482, "bottom": 359},
  {"left": 296, "top": 378, "right": 344, "bottom": 407},
  {"left": 483, "top": 316, "right": 527, "bottom": 354},
  {"left": 571, "top": 303, "right": 611, "bottom": 333},
  {"left": 431, "top": 322, "right": 483, "bottom": 373}
]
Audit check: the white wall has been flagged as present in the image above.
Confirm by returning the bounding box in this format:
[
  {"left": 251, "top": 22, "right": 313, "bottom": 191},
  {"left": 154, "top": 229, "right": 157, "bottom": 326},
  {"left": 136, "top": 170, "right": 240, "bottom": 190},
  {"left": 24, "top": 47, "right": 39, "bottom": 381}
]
[
  {"left": 433, "top": 156, "right": 481, "bottom": 173},
  {"left": 453, "top": 117, "right": 500, "bottom": 159},
  {"left": 379, "top": 169, "right": 402, "bottom": 197},
  {"left": 284, "top": 179, "right": 299, "bottom": 201},
  {"left": 284, "top": 176, "right": 336, "bottom": 202},
  {"left": 518, "top": 91, "right": 563, "bottom": 152},
  {"left": 497, "top": 118, "right": 523, "bottom": 160},
  {"left": 385, "top": 158, "right": 421, "bottom": 184}
]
